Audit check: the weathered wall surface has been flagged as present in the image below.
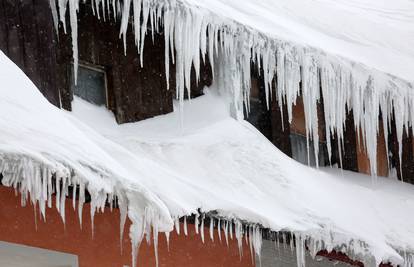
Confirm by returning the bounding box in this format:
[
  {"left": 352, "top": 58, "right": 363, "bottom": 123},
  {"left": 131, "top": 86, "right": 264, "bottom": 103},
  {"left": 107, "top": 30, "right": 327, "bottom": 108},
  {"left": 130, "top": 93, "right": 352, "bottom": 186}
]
[
  {"left": 0, "top": 186, "right": 253, "bottom": 267},
  {"left": 0, "top": 0, "right": 61, "bottom": 106}
]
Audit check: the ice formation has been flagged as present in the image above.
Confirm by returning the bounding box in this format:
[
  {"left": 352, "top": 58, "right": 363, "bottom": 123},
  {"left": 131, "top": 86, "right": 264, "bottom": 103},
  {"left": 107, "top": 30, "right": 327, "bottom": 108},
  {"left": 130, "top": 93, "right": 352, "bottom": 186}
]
[
  {"left": 51, "top": 0, "right": 414, "bottom": 180},
  {"left": 0, "top": 51, "right": 173, "bottom": 267},
  {"left": 66, "top": 91, "right": 414, "bottom": 267},
  {"left": 4, "top": 0, "right": 414, "bottom": 266}
]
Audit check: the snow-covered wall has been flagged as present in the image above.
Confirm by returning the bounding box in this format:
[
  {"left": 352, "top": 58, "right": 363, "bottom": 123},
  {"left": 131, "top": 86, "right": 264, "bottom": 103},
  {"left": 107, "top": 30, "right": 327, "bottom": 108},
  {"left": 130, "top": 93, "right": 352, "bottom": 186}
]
[{"left": 52, "top": 0, "right": 414, "bottom": 180}]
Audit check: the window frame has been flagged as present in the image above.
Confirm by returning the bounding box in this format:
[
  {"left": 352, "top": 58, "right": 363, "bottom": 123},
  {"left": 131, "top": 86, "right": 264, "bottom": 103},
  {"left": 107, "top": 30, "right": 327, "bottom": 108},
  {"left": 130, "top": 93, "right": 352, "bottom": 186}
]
[{"left": 70, "top": 61, "right": 109, "bottom": 108}]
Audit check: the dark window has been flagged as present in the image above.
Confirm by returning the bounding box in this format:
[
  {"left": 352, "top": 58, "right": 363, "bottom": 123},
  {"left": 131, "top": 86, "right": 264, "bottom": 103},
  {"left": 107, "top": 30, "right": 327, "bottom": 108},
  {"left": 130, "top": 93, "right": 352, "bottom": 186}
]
[
  {"left": 290, "top": 133, "right": 329, "bottom": 167},
  {"left": 71, "top": 64, "right": 107, "bottom": 106}
]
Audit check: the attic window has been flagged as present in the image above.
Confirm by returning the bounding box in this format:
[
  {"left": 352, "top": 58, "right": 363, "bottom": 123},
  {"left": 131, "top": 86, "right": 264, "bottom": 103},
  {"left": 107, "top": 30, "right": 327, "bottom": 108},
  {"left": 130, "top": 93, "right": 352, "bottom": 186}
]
[{"left": 71, "top": 63, "right": 108, "bottom": 107}]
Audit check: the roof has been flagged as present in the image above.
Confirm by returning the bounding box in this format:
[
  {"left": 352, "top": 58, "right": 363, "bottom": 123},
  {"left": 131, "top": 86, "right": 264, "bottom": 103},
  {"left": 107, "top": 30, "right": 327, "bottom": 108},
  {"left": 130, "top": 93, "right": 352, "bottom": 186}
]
[
  {"left": 2, "top": 50, "right": 414, "bottom": 266},
  {"left": 185, "top": 0, "right": 414, "bottom": 82},
  {"left": 54, "top": 0, "right": 414, "bottom": 181}
]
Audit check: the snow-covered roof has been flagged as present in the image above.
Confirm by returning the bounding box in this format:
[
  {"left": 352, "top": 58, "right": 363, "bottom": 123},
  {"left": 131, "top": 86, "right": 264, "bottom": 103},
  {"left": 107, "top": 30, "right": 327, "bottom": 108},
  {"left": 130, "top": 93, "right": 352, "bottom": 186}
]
[
  {"left": 54, "top": 0, "right": 414, "bottom": 181},
  {"left": 2, "top": 51, "right": 414, "bottom": 267},
  {"left": 182, "top": 0, "right": 414, "bottom": 83}
]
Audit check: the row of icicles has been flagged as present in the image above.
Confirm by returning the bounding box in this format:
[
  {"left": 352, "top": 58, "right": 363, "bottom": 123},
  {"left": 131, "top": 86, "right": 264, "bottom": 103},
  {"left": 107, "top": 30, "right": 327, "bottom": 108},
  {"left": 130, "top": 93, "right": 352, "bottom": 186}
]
[
  {"left": 50, "top": 0, "right": 414, "bottom": 183},
  {"left": 3, "top": 154, "right": 414, "bottom": 267}
]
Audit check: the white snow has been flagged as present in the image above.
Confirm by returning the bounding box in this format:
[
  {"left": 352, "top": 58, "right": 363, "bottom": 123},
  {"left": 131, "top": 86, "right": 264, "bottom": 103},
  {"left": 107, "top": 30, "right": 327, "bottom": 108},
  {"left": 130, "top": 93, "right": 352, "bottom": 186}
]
[
  {"left": 2, "top": 49, "right": 414, "bottom": 266},
  {"left": 69, "top": 88, "right": 414, "bottom": 266},
  {"left": 53, "top": 0, "right": 414, "bottom": 180},
  {"left": 0, "top": 51, "right": 174, "bottom": 267},
  {"left": 5, "top": 1, "right": 414, "bottom": 265}
]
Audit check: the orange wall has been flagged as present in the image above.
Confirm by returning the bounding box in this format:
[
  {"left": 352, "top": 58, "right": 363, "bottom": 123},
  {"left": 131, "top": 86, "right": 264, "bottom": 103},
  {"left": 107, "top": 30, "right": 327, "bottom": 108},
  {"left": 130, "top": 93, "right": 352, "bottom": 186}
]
[
  {"left": 290, "top": 97, "right": 326, "bottom": 142},
  {"left": 0, "top": 186, "right": 254, "bottom": 267},
  {"left": 356, "top": 123, "right": 388, "bottom": 177}
]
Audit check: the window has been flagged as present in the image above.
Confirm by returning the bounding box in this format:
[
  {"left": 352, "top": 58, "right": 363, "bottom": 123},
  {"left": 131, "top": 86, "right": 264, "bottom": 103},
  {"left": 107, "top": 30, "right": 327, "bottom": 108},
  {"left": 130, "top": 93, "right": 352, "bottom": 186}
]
[
  {"left": 71, "top": 63, "right": 108, "bottom": 106},
  {"left": 290, "top": 133, "right": 329, "bottom": 167},
  {"left": 0, "top": 241, "right": 78, "bottom": 267}
]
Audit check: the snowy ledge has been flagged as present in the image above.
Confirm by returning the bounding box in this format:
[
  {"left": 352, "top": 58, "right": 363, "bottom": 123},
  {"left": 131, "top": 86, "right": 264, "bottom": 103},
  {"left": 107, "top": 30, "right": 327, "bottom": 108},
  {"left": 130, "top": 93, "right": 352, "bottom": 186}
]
[{"left": 53, "top": 0, "right": 414, "bottom": 181}]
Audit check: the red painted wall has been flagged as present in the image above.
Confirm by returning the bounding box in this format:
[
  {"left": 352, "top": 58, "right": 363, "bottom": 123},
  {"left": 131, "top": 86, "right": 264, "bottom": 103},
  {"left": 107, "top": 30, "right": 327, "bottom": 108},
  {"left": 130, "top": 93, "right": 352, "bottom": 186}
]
[{"left": 0, "top": 186, "right": 254, "bottom": 267}]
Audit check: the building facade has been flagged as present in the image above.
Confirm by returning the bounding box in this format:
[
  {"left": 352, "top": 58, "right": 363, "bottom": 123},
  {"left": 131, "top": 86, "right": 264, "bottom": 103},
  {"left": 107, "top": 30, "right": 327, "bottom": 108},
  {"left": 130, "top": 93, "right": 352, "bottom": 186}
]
[{"left": 0, "top": 1, "right": 412, "bottom": 266}]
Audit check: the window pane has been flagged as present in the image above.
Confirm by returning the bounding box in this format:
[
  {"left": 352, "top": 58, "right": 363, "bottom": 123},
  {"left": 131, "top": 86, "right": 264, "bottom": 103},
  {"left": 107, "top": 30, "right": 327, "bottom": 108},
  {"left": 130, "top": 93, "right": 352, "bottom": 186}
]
[{"left": 71, "top": 65, "right": 107, "bottom": 106}]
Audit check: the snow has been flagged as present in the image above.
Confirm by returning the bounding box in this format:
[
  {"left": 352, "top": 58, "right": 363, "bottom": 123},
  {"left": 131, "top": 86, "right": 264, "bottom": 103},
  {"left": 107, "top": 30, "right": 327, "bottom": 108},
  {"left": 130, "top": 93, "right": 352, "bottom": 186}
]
[
  {"left": 0, "top": 51, "right": 174, "bottom": 267},
  {"left": 4, "top": 1, "right": 414, "bottom": 265},
  {"left": 2, "top": 48, "right": 414, "bottom": 266},
  {"left": 53, "top": 0, "right": 414, "bottom": 181},
  {"left": 69, "top": 88, "right": 414, "bottom": 266},
  {"left": 183, "top": 0, "right": 414, "bottom": 82}
]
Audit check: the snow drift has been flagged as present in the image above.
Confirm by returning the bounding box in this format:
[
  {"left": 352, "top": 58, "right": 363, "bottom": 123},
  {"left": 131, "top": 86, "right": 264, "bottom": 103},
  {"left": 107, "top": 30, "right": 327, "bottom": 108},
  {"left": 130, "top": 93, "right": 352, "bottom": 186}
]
[{"left": 2, "top": 51, "right": 414, "bottom": 266}]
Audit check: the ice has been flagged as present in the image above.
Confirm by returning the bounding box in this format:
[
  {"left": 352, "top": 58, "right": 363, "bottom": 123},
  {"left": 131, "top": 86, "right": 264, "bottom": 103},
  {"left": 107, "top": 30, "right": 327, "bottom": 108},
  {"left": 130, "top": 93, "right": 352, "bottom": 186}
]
[
  {"left": 183, "top": 216, "right": 188, "bottom": 236},
  {"left": 0, "top": 52, "right": 173, "bottom": 267},
  {"left": 209, "top": 218, "right": 214, "bottom": 242},
  {"left": 194, "top": 213, "right": 199, "bottom": 234},
  {"left": 174, "top": 217, "right": 180, "bottom": 235},
  {"left": 3, "top": 18, "right": 414, "bottom": 264},
  {"left": 200, "top": 215, "right": 205, "bottom": 243},
  {"left": 224, "top": 220, "right": 229, "bottom": 246},
  {"left": 217, "top": 219, "right": 222, "bottom": 242},
  {"left": 295, "top": 234, "right": 306, "bottom": 267},
  {"left": 52, "top": 0, "right": 414, "bottom": 181},
  {"left": 234, "top": 220, "right": 243, "bottom": 257}
]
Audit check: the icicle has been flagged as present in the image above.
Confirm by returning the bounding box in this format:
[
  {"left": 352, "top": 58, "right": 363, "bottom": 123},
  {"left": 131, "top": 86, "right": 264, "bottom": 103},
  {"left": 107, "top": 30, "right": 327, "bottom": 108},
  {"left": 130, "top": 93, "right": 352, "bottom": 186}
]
[
  {"left": 195, "top": 214, "right": 199, "bottom": 234},
  {"left": 132, "top": 0, "right": 142, "bottom": 52},
  {"left": 90, "top": 200, "right": 96, "bottom": 239},
  {"left": 245, "top": 225, "right": 249, "bottom": 245},
  {"left": 119, "top": 0, "right": 131, "bottom": 55},
  {"left": 174, "top": 217, "right": 180, "bottom": 235},
  {"left": 235, "top": 220, "right": 243, "bottom": 258},
  {"left": 57, "top": 0, "right": 68, "bottom": 33},
  {"left": 72, "top": 180, "right": 77, "bottom": 211},
  {"left": 209, "top": 218, "right": 214, "bottom": 241},
  {"left": 200, "top": 215, "right": 205, "bottom": 243},
  {"left": 55, "top": 175, "right": 61, "bottom": 213},
  {"left": 183, "top": 216, "right": 188, "bottom": 236},
  {"left": 78, "top": 181, "right": 85, "bottom": 228},
  {"left": 68, "top": 0, "right": 79, "bottom": 85},
  {"left": 252, "top": 226, "right": 262, "bottom": 266},
  {"left": 60, "top": 175, "right": 67, "bottom": 224},
  {"left": 119, "top": 193, "right": 128, "bottom": 254},
  {"left": 229, "top": 220, "right": 233, "bottom": 240},
  {"left": 130, "top": 215, "right": 144, "bottom": 267},
  {"left": 139, "top": 0, "right": 150, "bottom": 67},
  {"left": 295, "top": 234, "right": 306, "bottom": 267},
  {"left": 218, "top": 218, "right": 222, "bottom": 242},
  {"left": 153, "top": 223, "right": 159, "bottom": 267},
  {"left": 248, "top": 226, "right": 254, "bottom": 265},
  {"left": 49, "top": 0, "right": 60, "bottom": 36},
  {"left": 224, "top": 220, "right": 229, "bottom": 246},
  {"left": 165, "top": 232, "right": 170, "bottom": 251},
  {"left": 164, "top": 8, "right": 171, "bottom": 90}
]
